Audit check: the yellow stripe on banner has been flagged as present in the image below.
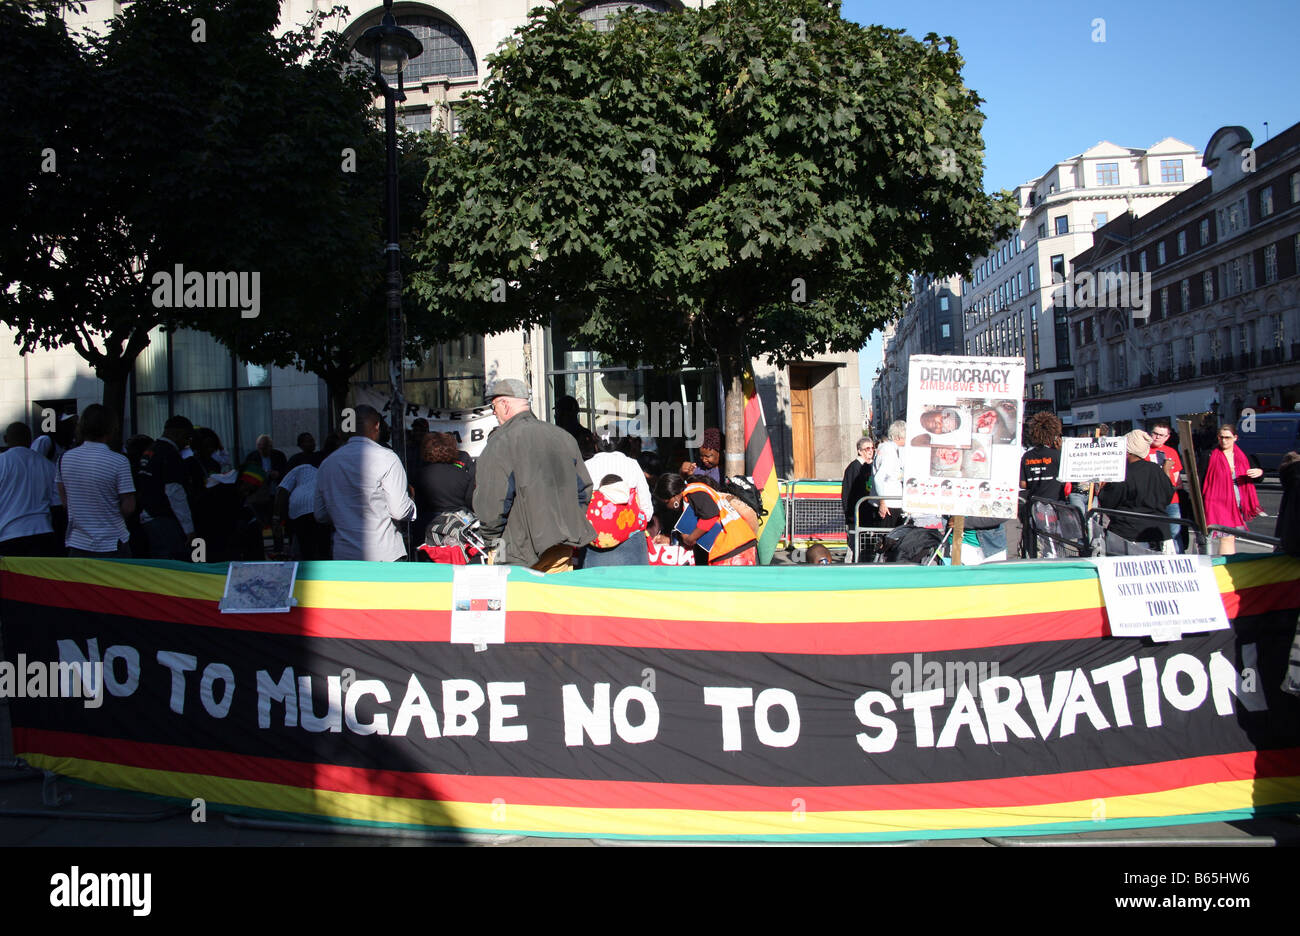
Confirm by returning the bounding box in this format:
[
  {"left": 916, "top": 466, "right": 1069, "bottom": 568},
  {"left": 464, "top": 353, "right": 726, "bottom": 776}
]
[
  {"left": 10, "top": 555, "right": 1297, "bottom": 625},
  {"left": 20, "top": 754, "right": 1300, "bottom": 839}
]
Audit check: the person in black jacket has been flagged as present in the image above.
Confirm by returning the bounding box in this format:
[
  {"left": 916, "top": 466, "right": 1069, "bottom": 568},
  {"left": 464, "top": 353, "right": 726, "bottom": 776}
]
[
  {"left": 842, "top": 436, "right": 876, "bottom": 562},
  {"left": 1097, "top": 430, "right": 1175, "bottom": 555},
  {"left": 1276, "top": 451, "right": 1300, "bottom": 558},
  {"left": 412, "top": 431, "right": 475, "bottom": 548}
]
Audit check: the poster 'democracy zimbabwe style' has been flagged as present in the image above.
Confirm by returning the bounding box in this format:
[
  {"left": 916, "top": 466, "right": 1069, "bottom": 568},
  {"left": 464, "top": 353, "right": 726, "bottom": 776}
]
[{"left": 903, "top": 356, "right": 1025, "bottom": 520}]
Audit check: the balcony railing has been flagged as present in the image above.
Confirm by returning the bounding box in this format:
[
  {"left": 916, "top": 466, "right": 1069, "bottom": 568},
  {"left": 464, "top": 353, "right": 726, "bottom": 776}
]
[
  {"left": 1178, "top": 364, "right": 1196, "bottom": 380},
  {"left": 1157, "top": 367, "right": 1173, "bottom": 384}
]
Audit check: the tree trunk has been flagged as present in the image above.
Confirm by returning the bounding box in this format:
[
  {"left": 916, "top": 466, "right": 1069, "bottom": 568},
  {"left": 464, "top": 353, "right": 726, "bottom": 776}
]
[
  {"left": 97, "top": 361, "right": 130, "bottom": 452},
  {"left": 717, "top": 349, "right": 749, "bottom": 479},
  {"left": 324, "top": 372, "right": 352, "bottom": 431}
]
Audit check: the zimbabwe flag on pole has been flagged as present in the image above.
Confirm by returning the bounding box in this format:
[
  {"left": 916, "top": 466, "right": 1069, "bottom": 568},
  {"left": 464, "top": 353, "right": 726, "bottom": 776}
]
[{"left": 743, "top": 370, "right": 785, "bottom": 564}]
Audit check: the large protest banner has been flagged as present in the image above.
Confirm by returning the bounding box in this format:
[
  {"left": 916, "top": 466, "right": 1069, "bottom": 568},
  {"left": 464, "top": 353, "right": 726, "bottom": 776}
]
[
  {"left": 3, "top": 555, "right": 1300, "bottom": 841},
  {"left": 904, "top": 356, "right": 1025, "bottom": 520}
]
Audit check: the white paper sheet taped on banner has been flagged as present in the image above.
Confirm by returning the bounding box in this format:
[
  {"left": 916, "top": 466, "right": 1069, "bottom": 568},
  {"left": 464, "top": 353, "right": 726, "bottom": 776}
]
[
  {"left": 902, "top": 355, "right": 1025, "bottom": 520},
  {"left": 1093, "top": 554, "right": 1230, "bottom": 640},
  {"left": 1059, "top": 436, "right": 1127, "bottom": 483},
  {"left": 219, "top": 562, "right": 299, "bottom": 613},
  {"left": 450, "top": 565, "right": 509, "bottom": 648}
]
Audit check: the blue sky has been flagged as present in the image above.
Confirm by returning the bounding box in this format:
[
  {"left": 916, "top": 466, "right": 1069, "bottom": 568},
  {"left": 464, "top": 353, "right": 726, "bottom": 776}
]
[{"left": 850, "top": 0, "right": 1300, "bottom": 397}]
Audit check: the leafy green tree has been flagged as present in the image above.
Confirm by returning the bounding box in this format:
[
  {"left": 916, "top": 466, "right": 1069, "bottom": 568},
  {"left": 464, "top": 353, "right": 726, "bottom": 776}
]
[
  {"left": 412, "top": 0, "right": 1017, "bottom": 471},
  {"left": 0, "top": 0, "right": 385, "bottom": 436}
]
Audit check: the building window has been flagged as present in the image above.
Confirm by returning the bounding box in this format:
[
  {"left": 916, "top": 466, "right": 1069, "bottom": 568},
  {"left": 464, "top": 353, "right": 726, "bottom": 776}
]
[
  {"left": 546, "top": 330, "right": 715, "bottom": 450},
  {"left": 397, "top": 15, "right": 478, "bottom": 81},
  {"left": 398, "top": 107, "right": 432, "bottom": 133},
  {"left": 1229, "top": 258, "right": 1244, "bottom": 295},
  {"left": 1038, "top": 222, "right": 1047, "bottom": 238},
  {"left": 1027, "top": 263, "right": 1035, "bottom": 290},
  {"left": 1159, "top": 287, "right": 1168, "bottom": 320},
  {"left": 1180, "top": 279, "right": 1190, "bottom": 312},
  {"left": 1055, "top": 379, "right": 1075, "bottom": 411},
  {"left": 1160, "top": 159, "right": 1184, "bottom": 183},
  {"left": 1030, "top": 303, "right": 1039, "bottom": 371},
  {"left": 1096, "top": 163, "right": 1120, "bottom": 186},
  {"left": 1177, "top": 231, "right": 1187, "bottom": 256},
  {"left": 1017, "top": 272, "right": 1023, "bottom": 297},
  {"left": 1203, "top": 270, "right": 1215, "bottom": 303},
  {"left": 132, "top": 328, "right": 271, "bottom": 461},
  {"left": 1139, "top": 251, "right": 1147, "bottom": 273},
  {"left": 1260, "top": 187, "right": 1274, "bottom": 218},
  {"left": 1050, "top": 255, "right": 1065, "bottom": 285},
  {"left": 939, "top": 296, "right": 949, "bottom": 311},
  {"left": 353, "top": 336, "right": 486, "bottom": 411},
  {"left": 941, "top": 322, "right": 950, "bottom": 339},
  {"left": 1156, "top": 242, "right": 1166, "bottom": 265},
  {"left": 1093, "top": 211, "right": 1108, "bottom": 230},
  {"left": 1200, "top": 218, "right": 1210, "bottom": 246},
  {"left": 1265, "top": 244, "right": 1278, "bottom": 283},
  {"left": 1055, "top": 216, "right": 1069, "bottom": 236},
  {"left": 1292, "top": 172, "right": 1300, "bottom": 204},
  {"left": 576, "top": 1, "right": 672, "bottom": 33}
]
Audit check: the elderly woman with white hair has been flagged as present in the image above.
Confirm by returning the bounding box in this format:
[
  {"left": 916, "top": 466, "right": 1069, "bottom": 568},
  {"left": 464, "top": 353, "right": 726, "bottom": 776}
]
[{"left": 872, "top": 420, "right": 907, "bottom": 528}]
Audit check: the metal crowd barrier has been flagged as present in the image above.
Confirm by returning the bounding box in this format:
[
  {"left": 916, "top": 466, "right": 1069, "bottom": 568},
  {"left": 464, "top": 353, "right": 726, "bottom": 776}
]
[
  {"left": 849, "top": 495, "right": 896, "bottom": 564},
  {"left": 1025, "top": 496, "right": 1089, "bottom": 558},
  {"left": 1085, "top": 505, "right": 1202, "bottom": 556},
  {"left": 782, "top": 478, "right": 850, "bottom": 552}
]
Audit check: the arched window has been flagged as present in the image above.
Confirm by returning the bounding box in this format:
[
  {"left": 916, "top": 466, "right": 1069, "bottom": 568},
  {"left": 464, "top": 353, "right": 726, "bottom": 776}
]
[
  {"left": 577, "top": 1, "right": 671, "bottom": 32},
  {"left": 401, "top": 15, "right": 477, "bottom": 81},
  {"left": 352, "top": 10, "right": 477, "bottom": 82}
]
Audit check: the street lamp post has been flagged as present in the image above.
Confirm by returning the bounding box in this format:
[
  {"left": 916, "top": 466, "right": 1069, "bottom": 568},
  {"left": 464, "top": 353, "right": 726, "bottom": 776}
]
[{"left": 354, "top": 1, "right": 422, "bottom": 474}]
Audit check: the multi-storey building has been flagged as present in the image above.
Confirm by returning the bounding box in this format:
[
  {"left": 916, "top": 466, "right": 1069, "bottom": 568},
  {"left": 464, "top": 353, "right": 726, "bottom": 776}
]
[
  {"left": 4, "top": 0, "right": 864, "bottom": 478},
  {"left": 1067, "top": 122, "right": 1300, "bottom": 435},
  {"left": 963, "top": 138, "right": 1206, "bottom": 422},
  {"left": 873, "top": 273, "right": 961, "bottom": 429}
]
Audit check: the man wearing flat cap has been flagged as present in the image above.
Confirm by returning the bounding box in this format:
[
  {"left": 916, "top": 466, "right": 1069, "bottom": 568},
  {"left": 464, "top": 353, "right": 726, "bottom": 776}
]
[
  {"left": 473, "top": 379, "right": 595, "bottom": 572},
  {"left": 1096, "top": 429, "right": 1176, "bottom": 555}
]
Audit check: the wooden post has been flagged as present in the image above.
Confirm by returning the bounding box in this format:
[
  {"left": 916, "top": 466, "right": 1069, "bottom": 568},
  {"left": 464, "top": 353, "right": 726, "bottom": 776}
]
[
  {"left": 951, "top": 516, "right": 964, "bottom": 566},
  {"left": 1178, "top": 417, "right": 1208, "bottom": 544}
]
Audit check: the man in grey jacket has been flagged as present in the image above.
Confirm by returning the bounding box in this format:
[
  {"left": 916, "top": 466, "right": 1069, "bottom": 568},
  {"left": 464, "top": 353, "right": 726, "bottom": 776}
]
[{"left": 474, "top": 379, "right": 595, "bottom": 572}]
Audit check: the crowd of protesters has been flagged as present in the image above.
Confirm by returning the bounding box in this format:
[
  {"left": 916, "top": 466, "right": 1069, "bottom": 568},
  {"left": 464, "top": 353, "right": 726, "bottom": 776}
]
[
  {"left": 0, "top": 379, "right": 767, "bottom": 570},
  {"left": 4, "top": 386, "right": 1293, "bottom": 568},
  {"left": 836, "top": 409, "right": 1297, "bottom": 563}
]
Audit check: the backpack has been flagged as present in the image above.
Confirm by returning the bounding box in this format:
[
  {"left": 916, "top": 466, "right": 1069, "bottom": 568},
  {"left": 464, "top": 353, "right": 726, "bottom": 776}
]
[{"left": 723, "top": 475, "right": 767, "bottom": 520}]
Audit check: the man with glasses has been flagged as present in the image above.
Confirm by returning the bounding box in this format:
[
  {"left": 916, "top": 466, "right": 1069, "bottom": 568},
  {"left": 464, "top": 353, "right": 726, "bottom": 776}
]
[
  {"left": 1146, "top": 421, "right": 1184, "bottom": 551},
  {"left": 842, "top": 436, "right": 876, "bottom": 562}
]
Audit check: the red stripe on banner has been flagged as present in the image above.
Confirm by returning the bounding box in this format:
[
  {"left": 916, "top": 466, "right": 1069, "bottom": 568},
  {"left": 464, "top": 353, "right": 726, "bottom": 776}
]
[
  {"left": 15, "top": 728, "right": 1300, "bottom": 812},
  {"left": 0, "top": 572, "right": 452, "bottom": 642},
  {"left": 5, "top": 570, "right": 1294, "bottom": 652}
]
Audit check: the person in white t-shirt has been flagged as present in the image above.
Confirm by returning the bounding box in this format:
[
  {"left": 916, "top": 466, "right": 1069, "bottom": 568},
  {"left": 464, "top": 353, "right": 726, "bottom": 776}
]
[
  {"left": 56, "top": 405, "right": 136, "bottom": 557},
  {"left": 0, "top": 422, "right": 58, "bottom": 556},
  {"left": 872, "top": 420, "right": 906, "bottom": 527}
]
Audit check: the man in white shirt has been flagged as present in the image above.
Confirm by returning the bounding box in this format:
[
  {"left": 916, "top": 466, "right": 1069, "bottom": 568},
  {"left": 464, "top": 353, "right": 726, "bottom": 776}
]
[
  {"left": 57, "top": 404, "right": 137, "bottom": 558},
  {"left": 872, "top": 420, "right": 906, "bottom": 527},
  {"left": 278, "top": 434, "right": 339, "bottom": 560},
  {"left": 0, "top": 422, "right": 58, "bottom": 556},
  {"left": 314, "top": 406, "right": 415, "bottom": 561}
]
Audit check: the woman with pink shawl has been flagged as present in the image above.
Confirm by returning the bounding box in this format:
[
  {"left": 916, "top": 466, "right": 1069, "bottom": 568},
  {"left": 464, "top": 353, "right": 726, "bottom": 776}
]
[{"left": 1200, "top": 425, "right": 1263, "bottom": 530}]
